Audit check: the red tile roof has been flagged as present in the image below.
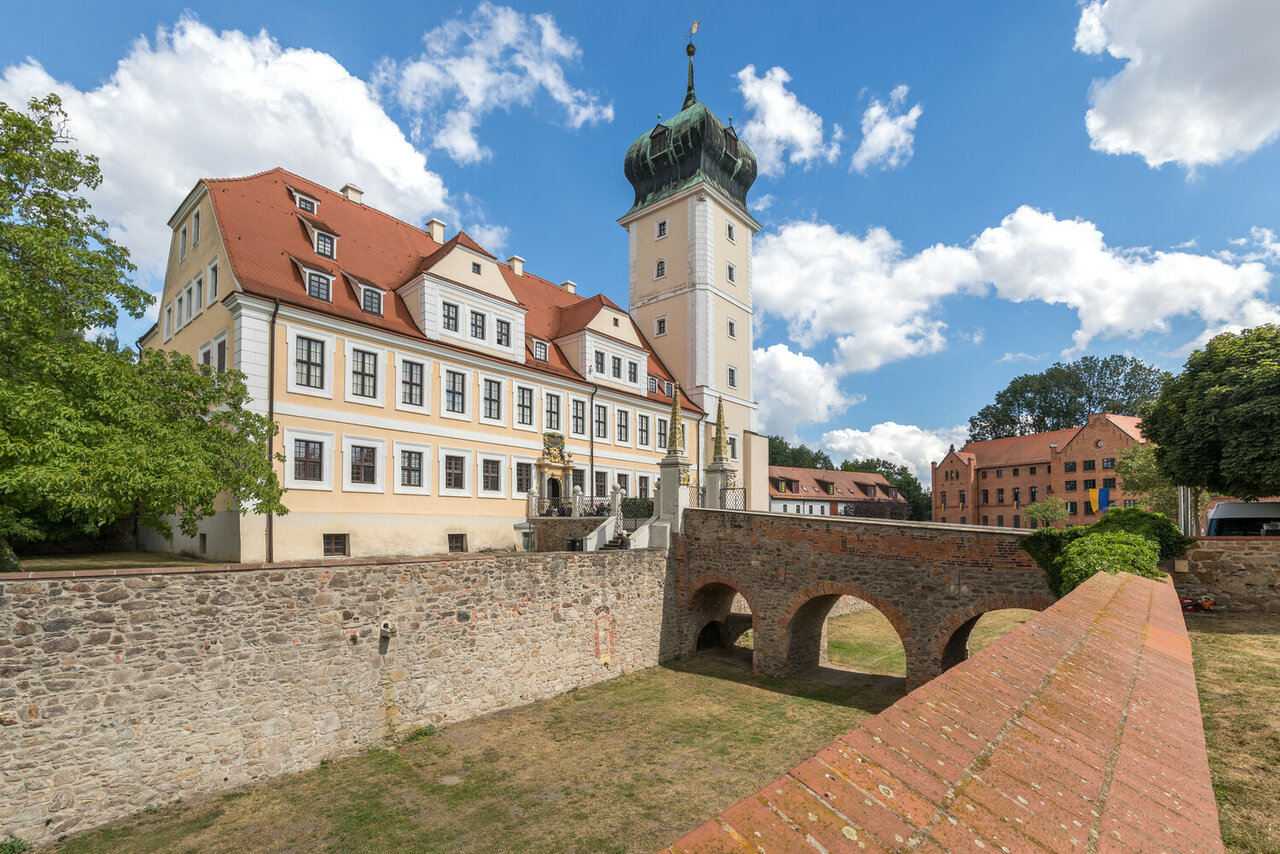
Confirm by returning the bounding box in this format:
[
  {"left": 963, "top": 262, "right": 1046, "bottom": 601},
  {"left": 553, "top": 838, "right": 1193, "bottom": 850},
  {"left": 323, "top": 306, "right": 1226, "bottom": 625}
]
[
  {"left": 201, "top": 167, "right": 700, "bottom": 413},
  {"left": 1106, "top": 413, "right": 1146, "bottom": 442},
  {"left": 768, "top": 466, "right": 905, "bottom": 502},
  {"left": 960, "top": 427, "right": 1081, "bottom": 468},
  {"left": 662, "top": 572, "right": 1223, "bottom": 853}
]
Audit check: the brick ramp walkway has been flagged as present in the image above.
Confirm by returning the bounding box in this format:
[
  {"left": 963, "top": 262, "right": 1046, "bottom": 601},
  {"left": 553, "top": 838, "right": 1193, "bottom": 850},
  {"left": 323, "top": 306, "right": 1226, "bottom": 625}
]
[{"left": 662, "top": 572, "right": 1223, "bottom": 853}]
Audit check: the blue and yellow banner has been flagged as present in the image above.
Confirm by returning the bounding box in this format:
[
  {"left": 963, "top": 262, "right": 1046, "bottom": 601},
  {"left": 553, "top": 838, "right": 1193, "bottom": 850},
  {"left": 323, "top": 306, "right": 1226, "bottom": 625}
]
[{"left": 1088, "top": 488, "right": 1111, "bottom": 513}]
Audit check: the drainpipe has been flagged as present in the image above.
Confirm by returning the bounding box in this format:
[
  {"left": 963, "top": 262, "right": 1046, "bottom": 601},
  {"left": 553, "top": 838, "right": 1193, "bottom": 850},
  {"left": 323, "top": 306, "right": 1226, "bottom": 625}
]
[
  {"left": 265, "top": 298, "right": 280, "bottom": 564},
  {"left": 588, "top": 382, "right": 598, "bottom": 503}
]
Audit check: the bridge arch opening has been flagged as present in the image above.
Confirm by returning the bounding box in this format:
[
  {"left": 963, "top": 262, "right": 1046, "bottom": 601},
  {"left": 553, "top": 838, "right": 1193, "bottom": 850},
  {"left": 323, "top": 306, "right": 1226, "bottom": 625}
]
[
  {"left": 686, "top": 579, "right": 758, "bottom": 665},
  {"left": 782, "top": 586, "right": 908, "bottom": 680},
  {"left": 933, "top": 600, "right": 1053, "bottom": 674}
]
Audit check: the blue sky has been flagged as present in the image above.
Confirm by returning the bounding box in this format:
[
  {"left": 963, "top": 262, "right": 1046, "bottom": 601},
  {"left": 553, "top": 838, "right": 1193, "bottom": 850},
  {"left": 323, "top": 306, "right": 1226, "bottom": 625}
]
[{"left": 4, "top": 1, "right": 1280, "bottom": 478}]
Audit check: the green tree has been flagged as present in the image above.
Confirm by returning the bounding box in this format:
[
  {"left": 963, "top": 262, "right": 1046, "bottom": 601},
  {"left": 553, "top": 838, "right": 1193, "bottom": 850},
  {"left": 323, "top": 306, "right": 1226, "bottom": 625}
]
[
  {"left": 0, "top": 95, "right": 285, "bottom": 564},
  {"left": 1057, "top": 531, "right": 1163, "bottom": 596},
  {"left": 767, "top": 435, "right": 835, "bottom": 469},
  {"left": 1141, "top": 325, "right": 1280, "bottom": 501},
  {"left": 1023, "top": 495, "right": 1069, "bottom": 527},
  {"left": 967, "top": 355, "right": 1165, "bottom": 442},
  {"left": 839, "top": 457, "right": 931, "bottom": 521},
  {"left": 1115, "top": 443, "right": 1179, "bottom": 519}
]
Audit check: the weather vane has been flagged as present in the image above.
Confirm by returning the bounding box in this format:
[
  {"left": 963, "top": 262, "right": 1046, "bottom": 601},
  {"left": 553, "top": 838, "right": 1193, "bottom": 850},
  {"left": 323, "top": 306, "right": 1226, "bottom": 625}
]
[{"left": 683, "top": 19, "right": 700, "bottom": 55}]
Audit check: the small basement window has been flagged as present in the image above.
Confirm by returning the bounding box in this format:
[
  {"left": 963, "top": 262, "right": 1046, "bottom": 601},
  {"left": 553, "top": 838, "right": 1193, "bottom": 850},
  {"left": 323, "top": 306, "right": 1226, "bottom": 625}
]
[
  {"left": 323, "top": 533, "right": 348, "bottom": 556},
  {"left": 448, "top": 533, "right": 467, "bottom": 553}
]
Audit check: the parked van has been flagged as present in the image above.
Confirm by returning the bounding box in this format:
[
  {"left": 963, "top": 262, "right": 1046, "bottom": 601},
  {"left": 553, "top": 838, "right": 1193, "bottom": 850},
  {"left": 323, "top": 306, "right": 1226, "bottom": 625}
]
[{"left": 1205, "top": 501, "right": 1280, "bottom": 536}]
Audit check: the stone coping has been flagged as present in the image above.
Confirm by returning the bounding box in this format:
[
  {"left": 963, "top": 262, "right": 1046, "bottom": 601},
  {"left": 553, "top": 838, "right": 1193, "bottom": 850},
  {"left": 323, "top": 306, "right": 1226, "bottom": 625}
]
[
  {"left": 683, "top": 506, "right": 1032, "bottom": 536},
  {"left": 662, "top": 571, "right": 1223, "bottom": 853}
]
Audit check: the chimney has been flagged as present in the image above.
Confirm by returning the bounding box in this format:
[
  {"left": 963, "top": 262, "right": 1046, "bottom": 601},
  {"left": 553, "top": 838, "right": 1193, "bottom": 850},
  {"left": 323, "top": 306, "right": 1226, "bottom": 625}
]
[
  {"left": 425, "top": 218, "right": 446, "bottom": 243},
  {"left": 340, "top": 183, "right": 363, "bottom": 204},
  {"left": 507, "top": 255, "right": 525, "bottom": 277},
  {"left": 561, "top": 280, "right": 577, "bottom": 294}
]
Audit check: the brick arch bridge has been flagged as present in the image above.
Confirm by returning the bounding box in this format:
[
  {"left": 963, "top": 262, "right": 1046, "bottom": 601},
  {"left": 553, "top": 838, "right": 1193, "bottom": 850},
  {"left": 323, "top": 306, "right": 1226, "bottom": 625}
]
[{"left": 667, "top": 509, "right": 1054, "bottom": 689}]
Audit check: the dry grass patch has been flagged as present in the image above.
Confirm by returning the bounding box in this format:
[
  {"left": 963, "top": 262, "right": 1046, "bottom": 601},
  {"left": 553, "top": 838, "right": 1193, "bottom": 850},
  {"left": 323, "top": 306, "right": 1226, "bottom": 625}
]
[
  {"left": 825, "top": 607, "right": 1038, "bottom": 676},
  {"left": 12, "top": 552, "right": 212, "bottom": 574},
  {"left": 1187, "top": 612, "right": 1280, "bottom": 853},
  {"left": 50, "top": 654, "right": 902, "bottom": 854}
]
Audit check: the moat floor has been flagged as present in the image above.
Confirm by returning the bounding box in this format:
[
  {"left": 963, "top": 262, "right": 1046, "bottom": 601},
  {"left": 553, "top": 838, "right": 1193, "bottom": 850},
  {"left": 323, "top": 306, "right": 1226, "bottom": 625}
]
[{"left": 43, "top": 610, "right": 1278, "bottom": 854}]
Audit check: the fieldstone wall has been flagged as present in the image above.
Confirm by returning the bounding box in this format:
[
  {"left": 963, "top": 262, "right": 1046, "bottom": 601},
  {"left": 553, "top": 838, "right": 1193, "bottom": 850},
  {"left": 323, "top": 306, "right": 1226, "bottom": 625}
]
[
  {"left": 528, "top": 516, "right": 607, "bottom": 552},
  {"left": 0, "top": 550, "right": 672, "bottom": 847},
  {"left": 1171, "top": 537, "right": 1280, "bottom": 612}
]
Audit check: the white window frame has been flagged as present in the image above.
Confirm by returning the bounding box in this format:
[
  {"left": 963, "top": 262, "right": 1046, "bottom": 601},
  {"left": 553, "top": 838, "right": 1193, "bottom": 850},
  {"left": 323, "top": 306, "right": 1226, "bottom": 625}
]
[
  {"left": 532, "top": 339, "right": 549, "bottom": 361},
  {"left": 512, "top": 455, "right": 536, "bottom": 499},
  {"left": 211, "top": 331, "right": 228, "bottom": 374},
  {"left": 199, "top": 343, "right": 213, "bottom": 368},
  {"left": 569, "top": 396, "right": 588, "bottom": 438},
  {"left": 441, "top": 301, "right": 460, "bottom": 333},
  {"left": 286, "top": 326, "right": 336, "bottom": 400},
  {"left": 394, "top": 353, "right": 431, "bottom": 415},
  {"left": 654, "top": 316, "right": 667, "bottom": 337},
  {"left": 439, "top": 447, "right": 474, "bottom": 498},
  {"left": 306, "top": 270, "right": 333, "bottom": 302},
  {"left": 206, "top": 259, "right": 219, "bottom": 305},
  {"left": 543, "top": 391, "right": 562, "bottom": 433},
  {"left": 284, "top": 427, "right": 334, "bottom": 491},
  {"left": 392, "top": 440, "right": 432, "bottom": 496},
  {"left": 727, "top": 365, "right": 738, "bottom": 389},
  {"left": 657, "top": 416, "right": 669, "bottom": 450},
  {"left": 342, "top": 435, "right": 386, "bottom": 494},
  {"left": 478, "top": 374, "right": 507, "bottom": 427},
  {"left": 728, "top": 433, "right": 739, "bottom": 461},
  {"left": 655, "top": 218, "right": 668, "bottom": 240},
  {"left": 594, "top": 402, "right": 610, "bottom": 442},
  {"left": 440, "top": 366, "right": 472, "bottom": 421},
  {"left": 654, "top": 258, "right": 667, "bottom": 280},
  {"left": 514, "top": 384, "right": 537, "bottom": 432},
  {"left": 179, "top": 226, "right": 187, "bottom": 261},
  {"left": 314, "top": 230, "right": 337, "bottom": 259},
  {"left": 293, "top": 192, "right": 318, "bottom": 213},
  {"left": 726, "top": 262, "right": 736, "bottom": 284},
  {"left": 726, "top": 221, "right": 736, "bottom": 243},
  {"left": 727, "top": 318, "right": 737, "bottom": 339},
  {"left": 360, "top": 286, "right": 383, "bottom": 316},
  {"left": 478, "top": 453, "right": 508, "bottom": 499},
  {"left": 470, "top": 310, "right": 487, "bottom": 341},
  {"left": 164, "top": 305, "right": 173, "bottom": 341},
  {"left": 615, "top": 407, "right": 632, "bottom": 447},
  {"left": 343, "top": 341, "right": 387, "bottom": 408},
  {"left": 637, "top": 413, "right": 653, "bottom": 450},
  {"left": 192, "top": 210, "right": 201, "bottom": 247}
]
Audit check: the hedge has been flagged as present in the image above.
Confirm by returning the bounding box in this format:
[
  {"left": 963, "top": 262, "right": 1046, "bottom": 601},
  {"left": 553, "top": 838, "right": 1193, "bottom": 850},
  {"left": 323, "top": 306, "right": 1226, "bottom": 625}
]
[{"left": 1057, "top": 531, "right": 1163, "bottom": 595}]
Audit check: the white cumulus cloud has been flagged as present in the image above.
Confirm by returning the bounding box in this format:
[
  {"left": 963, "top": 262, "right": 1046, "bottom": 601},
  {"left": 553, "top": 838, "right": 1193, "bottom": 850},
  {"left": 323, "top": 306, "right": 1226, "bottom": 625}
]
[
  {"left": 0, "top": 16, "right": 450, "bottom": 281},
  {"left": 377, "top": 2, "right": 613, "bottom": 164},
  {"left": 1075, "top": 0, "right": 1280, "bottom": 169},
  {"left": 735, "top": 65, "right": 842, "bottom": 178},
  {"left": 753, "top": 207, "right": 1277, "bottom": 374},
  {"left": 851, "top": 85, "right": 923, "bottom": 173},
  {"left": 821, "top": 422, "right": 967, "bottom": 482},
  {"left": 751, "top": 344, "right": 859, "bottom": 439}
]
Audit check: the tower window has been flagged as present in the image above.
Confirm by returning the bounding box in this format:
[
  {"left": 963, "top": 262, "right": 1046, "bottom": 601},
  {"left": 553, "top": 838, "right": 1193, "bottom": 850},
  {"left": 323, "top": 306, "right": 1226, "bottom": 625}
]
[
  {"left": 655, "top": 218, "right": 668, "bottom": 239},
  {"left": 727, "top": 366, "right": 737, "bottom": 388},
  {"left": 654, "top": 317, "right": 667, "bottom": 336},
  {"left": 724, "top": 127, "right": 740, "bottom": 157},
  {"left": 726, "top": 262, "right": 736, "bottom": 284},
  {"left": 727, "top": 319, "right": 737, "bottom": 338},
  {"left": 654, "top": 259, "right": 666, "bottom": 278},
  {"left": 650, "top": 125, "right": 669, "bottom": 151},
  {"left": 726, "top": 221, "right": 736, "bottom": 242}
]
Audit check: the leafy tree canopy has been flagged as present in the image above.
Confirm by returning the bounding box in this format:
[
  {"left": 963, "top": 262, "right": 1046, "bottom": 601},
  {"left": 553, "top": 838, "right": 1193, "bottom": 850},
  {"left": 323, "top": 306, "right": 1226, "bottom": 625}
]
[
  {"left": 967, "top": 355, "right": 1165, "bottom": 442},
  {"left": 1023, "top": 495, "right": 1069, "bottom": 526},
  {"left": 0, "top": 95, "right": 285, "bottom": 558},
  {"left": 1141, "top": 325, "right": 1280, "bottom": 501},
  {"left": 767, "top": 435, "right": 835, "bottom": 470},
  {"left": 840, "top": 457, "right": 931, "bottom": 521}
]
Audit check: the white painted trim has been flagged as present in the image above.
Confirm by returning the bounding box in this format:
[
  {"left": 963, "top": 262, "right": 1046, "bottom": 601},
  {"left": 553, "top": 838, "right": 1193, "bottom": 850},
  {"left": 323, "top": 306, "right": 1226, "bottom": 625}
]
[
  {"left": 285, "top": 325, "right": 336, "bottom": 399},
  {"left": 513, "top": 383, "right": 538, "bottom": 432},
  {"left": 511, "top": 454, "right": 536, "bottom": 498},
  {"left": 344, "top": 340, "right": 387, "bottom": 408},
  {"left": 341, "top": 435, "right": 386, "bottom": 493},
  {"left": 542, "top": 389, "right": 564, "bottom": 434},
  {"left": 440, "top": 365, "right": 473, "bottom": 422},
  {"left": 392, "top": 440, "right": 432, "bottom": 495},
  {"left": 283, "top": 427, "right": 335, "bottom": 491},
  {"left": 439, "top": 446, "right": 473, "bottom": 497},
  {"left": 393, "top": 352, "right": 431, "bottom": 415},
  {"left": 477, "top": 373, "right": 507, "bottom": 427},
  {"left": 477, "top": 452, "right": 508, "bottom": 499}
]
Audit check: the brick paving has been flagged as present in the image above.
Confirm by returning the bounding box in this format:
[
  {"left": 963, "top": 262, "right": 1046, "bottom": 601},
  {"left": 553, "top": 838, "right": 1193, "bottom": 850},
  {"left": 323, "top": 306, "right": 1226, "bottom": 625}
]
[{"left": 661, "top": 572, "right": 1223, "bottom": 853}]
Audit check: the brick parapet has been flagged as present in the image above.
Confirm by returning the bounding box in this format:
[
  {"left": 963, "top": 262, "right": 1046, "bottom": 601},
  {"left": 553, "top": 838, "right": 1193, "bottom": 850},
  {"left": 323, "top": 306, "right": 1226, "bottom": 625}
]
[{"left": 663, "top": 572, "right": 1223, "bottom": 853}]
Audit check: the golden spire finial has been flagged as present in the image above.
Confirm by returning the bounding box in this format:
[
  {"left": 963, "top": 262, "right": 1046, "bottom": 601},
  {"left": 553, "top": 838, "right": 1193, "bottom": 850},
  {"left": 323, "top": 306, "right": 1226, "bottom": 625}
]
[
  {"left": 669, "top": 382, "right": 683, "bottom": 453},
  {"left": 713, "top": 397, "right": 728, "bottom": 459}
]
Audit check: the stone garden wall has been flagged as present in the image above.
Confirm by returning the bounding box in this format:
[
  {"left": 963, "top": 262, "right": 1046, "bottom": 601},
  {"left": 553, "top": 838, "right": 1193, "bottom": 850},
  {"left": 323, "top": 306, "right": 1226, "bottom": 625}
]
[
  {"left": 0, "top": 550, "right": 672, "bottom": 846},
  {"left": 1171, "top": 537, "right": 1280, "bottom": 612},
  {"left": 528, "top": 516, "right": 608, "bottom": 552}
]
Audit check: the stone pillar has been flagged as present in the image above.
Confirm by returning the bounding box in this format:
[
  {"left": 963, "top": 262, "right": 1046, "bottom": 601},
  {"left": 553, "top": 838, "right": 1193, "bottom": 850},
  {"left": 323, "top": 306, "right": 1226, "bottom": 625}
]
[
  {"left": 611, "top": 483, "right": 625, "bottom": 517},
  {"left": 571, "top": 485, "right": 584, "bottom": 517},
  {"left": 526, "top": 487, "right": 539, "bottom": 519}
]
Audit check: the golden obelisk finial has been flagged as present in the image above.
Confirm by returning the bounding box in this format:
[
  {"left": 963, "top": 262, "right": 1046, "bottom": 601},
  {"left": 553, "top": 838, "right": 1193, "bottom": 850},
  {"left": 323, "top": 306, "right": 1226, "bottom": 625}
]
[
  {"left": 713, "top": 397, "right": 728, "bottom": 460},
  {"left": 669, "top": 382, "right": 683, "bottom": 454},
  {"left": 681, "top": 20, "right": 700, "bottom": 110}
]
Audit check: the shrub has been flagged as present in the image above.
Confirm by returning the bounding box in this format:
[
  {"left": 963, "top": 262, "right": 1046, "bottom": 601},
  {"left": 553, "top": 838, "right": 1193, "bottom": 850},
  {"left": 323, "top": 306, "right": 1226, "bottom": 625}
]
[
  {"left": 620, "top": 497, "right": 654, "bottom": 519},
  {"left": 1057, "top": 532, "right": 1163, "bottom": 595},
  {"left": 1021, "top": 526, "right": 1089, "bottom": 595},
  {"left": 0, "top": 837, "right": 30, "bottom": 854},
  {"left": 1088, "top": 507, "right": 1194, "bottom": 560}
]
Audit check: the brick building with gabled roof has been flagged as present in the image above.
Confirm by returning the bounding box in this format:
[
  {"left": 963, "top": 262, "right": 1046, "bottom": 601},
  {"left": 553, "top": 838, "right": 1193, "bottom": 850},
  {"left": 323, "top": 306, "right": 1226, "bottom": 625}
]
[{"left": 931, "top": 413, "right": 1148, "bottom": 529}]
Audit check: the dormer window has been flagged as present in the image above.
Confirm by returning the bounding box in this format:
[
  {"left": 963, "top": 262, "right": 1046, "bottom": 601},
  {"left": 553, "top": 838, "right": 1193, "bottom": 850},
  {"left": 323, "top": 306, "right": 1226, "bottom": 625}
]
[
  {"left": 724, "top": 127, "right": 739, "bottom": 158},
  {"left": 650, "top": 125, "right": 669, "bottom": 152},
  {"left": 533, "top": 340, "right": 548, "bottom": 361},
  {"left": 307, "top": 272, "right": 331, "bottom": 301},
  {"left": 316, "top": 232, "right": 335, "bottom": 259},
  {"left": 664, "top": 381, "right": 673, "bottom": 397},
  {"left": 361, "top": 287, "right": 382, "bottom": 315},
  {"left": 648, "top": 376, "right": 658, "bottom": 393},
  {"left": 296, "top": 194, "right": 316, "bottom": 213}
]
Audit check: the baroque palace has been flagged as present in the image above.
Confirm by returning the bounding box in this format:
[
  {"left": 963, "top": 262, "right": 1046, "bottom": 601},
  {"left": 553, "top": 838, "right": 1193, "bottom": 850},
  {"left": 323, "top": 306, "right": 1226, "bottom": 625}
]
[{"left": 140, "top": 47, "right": 769, "bottom": 562}]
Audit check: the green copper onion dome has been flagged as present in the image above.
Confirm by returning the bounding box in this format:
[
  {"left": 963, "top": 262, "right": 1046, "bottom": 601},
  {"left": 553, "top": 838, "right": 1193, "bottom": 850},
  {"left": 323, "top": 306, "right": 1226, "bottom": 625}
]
[{"left": 623, "top": 44, "right": 757, "bottom": 218}]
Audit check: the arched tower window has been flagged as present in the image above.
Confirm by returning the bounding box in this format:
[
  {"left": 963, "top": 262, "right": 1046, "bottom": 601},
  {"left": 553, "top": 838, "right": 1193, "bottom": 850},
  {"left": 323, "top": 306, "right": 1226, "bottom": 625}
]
[{"left": 655, "top": 259, "right": 666, "bottom": 279}]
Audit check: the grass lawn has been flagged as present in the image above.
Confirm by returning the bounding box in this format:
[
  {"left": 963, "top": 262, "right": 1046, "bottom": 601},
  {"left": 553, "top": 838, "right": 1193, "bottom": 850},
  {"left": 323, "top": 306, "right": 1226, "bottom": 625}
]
[
  {"left": 10, "top": 551, "right": 212, "bottom": 574},
  {"left": 39, "top": 604, "right": 1277, "bottom": 853},
  {"left": 1188, "top": 612, "right": 1280, "bottom": 853}
]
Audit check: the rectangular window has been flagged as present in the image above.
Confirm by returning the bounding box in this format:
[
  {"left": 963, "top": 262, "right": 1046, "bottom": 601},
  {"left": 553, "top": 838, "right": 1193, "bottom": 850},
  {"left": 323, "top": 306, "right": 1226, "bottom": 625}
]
[
  {"left": 201, "top": 348, "right": 212, "bottom": 367},
  {"left": 728, "top": 319, "right": 737, "bottom": 338},
  {"left": 445, "top": 455, "right": 465, "bottom": 490},
  {"left": 295, "top": 439, "right": 323, "bottom": 481},
  {"left": 351, "top": 350, "right": 378, "bottom": 398},
  {"left": 665, "top": 381, "right": 674, "bottom": 397},
  {"left": 323, "top": 533, "right": 348, "bottom": 556},
  {"left": 1067, "top": 501, "right": 1078, "bottom": 514},
  {"left": 1029, "top": 466, "right": 1036, "bottom": 475},
  {"left": 400, "top": 450, "right": 423, "bottom": 487},
  {"left": 639, "top": 475, "right": 650, "bottom": 499},
  {"left": 1065, "top": 480, "right": 1077, "bottom": 491},
  {"left": 401, "top": 360, "right": 424, "bottom": 406},
  {"left": 297, "top": 196, "right": 315, "bottom": 213},
  {"left": 611, "top": 356, "right": 622, "bottom": 379},
  {"left": 442, "top": 302, "right": 459, "bottom": 332},
  {"left": 996, "top": 469, "right": 1003, "bottom": 478},
  {"left": 982, "top": 489, "right": 989, "bottom": 504},
  {"left": 573, "top": 469, "right": 586, "bottom": 493},
  {"left": 1013, "top": 468, "right": 1019, "bottom": 477},
  {"left": 997, "top": 488, "right": 1005, "bottom": 503},
  {"left": 657, "top": 418, "right": 668, "bottom": 449},
  {"left": 445, "top": 370, "right": 466, "bottom": 413},
  {"left": 572, "top": 400, "right": 586, "bottom": 435},
  {"left": 1064, "top": 461, "right": 1077, "bottom": 472},
  {"left": 516, "top": 386, "right": 534, "bottom": 425},
  {"left": 483, "top": 379, "right": 502, "bottom": 420},
  {"left": 1083, "top": 459, "right": 1096, "bottom": 471},
  {"left": 616, "top": 473, "right": 629, "bottom": 495},
  {"left": 316, "top": 232, "right": 335, "bottom": 258},
  {"left": 496, "top": 319, "right": 511, "bottom": 347},
  {"left": 195, "top": 277, "right": 203, "bottom": 309},
  {"left": 998, "top": 515, "right": 1005, "bottom": 527},
  {"left": 617, "top": 410, "right": 629, "bottom": 442},
  {"left": 655, "top": 318, "right": 667, "bottom": 336},
  {"left": 1013, "top": 515, "right": 1021, "bottom": 529},
  {"left": 208, "top": 263, "right": 218, "bottom": 300},
  {"left": 216, "top": 340, "right": 227, "bottom": 374},
  {"left": 1030, "top": 486, "right": 1038, "bottom": 503},
  {"left": 983, "top": 516, "right": 989, "bottom": 526},
  {"left": 638, "top": 414, "right": 650, "bottom": 445},
  {"left": 1124, "top": 499, "right": 1139, "bottom": 508},
  {"left": 1083, "top": 478, "right": 1097, "bottom": 490},
  {"left": 176, "top": 295, "right": 184, "bottom": 325},
  {"left": 516, "top": 462, "right": 533, "bottom": 494},
  {"left": 192, "top": 211, "right": 200, "bottom": 246},
  {"left": 1102, "top": 457, "right": 1115, "bottom": 469},
  {"left": 350, "top": 445, "right": 377, "bottom": 484},
  {"left": 179, "top": 226, "right": 187, "bottom": 261},
  {"left": 594, "top": 351, "right": 605, "bottom": 373},
  {"left": 165, "top": 305, "right": 172, "bottom": 338},
  {"left": 448, "top": 533, "right": 466, "bottom": 553},
  {"left": 729, "top": 436, "right": 738, "bottom": 459},
  {"left": 726, "top": 222, "right": 736, "bottom": 242},
  {"left": 656, "top": 219, "right": 668, "bottom": 238},
  {"left": 628, "top": 361, "right": 638, "bottom": 383},
  {"left": 594, "top": 471, "right": 608, "bottom": 498},
  {"left": 1103, "top": 477, "right": 1116, "bottom": 489},
  {"left": 307, "top": 272, "right": 330, "bottom": 301},
  {"left": 361, "top": 288, "right": 382, "bottom": 315},
  {"left": 594, "top": 404, "right": 608, "bottom": 439},
  {"left": 1013, "top": 487, "right": 1021, "bottom": 505},
  {"left": 470, "top": 312, "right": 486, "bottom": 340},
  {"left": 533, "top": 340, "right": 548, "bottom": 361},
  {"left": 726, "top": 262, "right": 736, "bottom": 284},
  {"left": 545, "top": 394, "right": 561, "bottom": 431},
  {"left": 295, "top": 336, "right": 326, "bottom": 388},
  {"left": 727, "top": 366, "right": 737, "bottom": 388},
  {"left": 482, "top": 458, "right": 501, "bottom": 492}
]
